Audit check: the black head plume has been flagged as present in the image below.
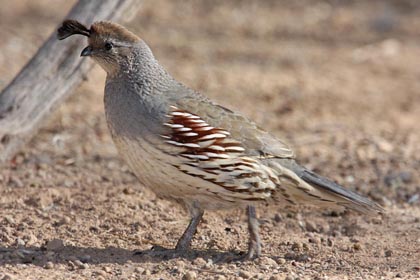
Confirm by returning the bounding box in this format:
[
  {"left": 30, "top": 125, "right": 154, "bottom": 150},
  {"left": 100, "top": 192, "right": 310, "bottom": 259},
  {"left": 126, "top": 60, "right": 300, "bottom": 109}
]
[{"left": 57, "top": 19, "right": 90, "bottom": 40}]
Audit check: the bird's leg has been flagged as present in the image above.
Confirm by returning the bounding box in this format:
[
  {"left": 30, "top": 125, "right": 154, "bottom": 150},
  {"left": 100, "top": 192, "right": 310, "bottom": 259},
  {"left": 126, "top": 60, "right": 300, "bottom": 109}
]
[
  {"left": 245, "top": 205, "right": 261, "bottom": 260},
  {"left": 175, "top": 208, "right": 204, "bottom": 252}
]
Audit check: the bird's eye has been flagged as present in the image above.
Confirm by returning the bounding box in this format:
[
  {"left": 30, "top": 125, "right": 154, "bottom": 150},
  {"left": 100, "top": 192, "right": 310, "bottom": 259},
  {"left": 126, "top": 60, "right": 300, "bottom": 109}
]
[{"left": 104, "top": 42, "right": 113, "bottom": 51}]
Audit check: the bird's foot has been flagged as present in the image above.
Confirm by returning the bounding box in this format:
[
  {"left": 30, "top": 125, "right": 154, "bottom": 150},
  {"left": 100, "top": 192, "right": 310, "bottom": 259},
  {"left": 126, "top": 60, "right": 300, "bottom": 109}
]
[
  {"left": 233, "top": 242, "right": 261, "bottom": 261},
  {"left": 244, "top": 244, "right": 261, "bottom": 261}
]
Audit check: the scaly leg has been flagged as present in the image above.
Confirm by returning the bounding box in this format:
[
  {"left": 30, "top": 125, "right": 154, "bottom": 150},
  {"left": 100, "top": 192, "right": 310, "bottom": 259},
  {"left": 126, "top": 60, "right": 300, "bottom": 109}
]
[
  {"left": 175, "top": 208, "right": 204, "bottom": 251},
  {"left": 245, "top": 205, "right": 261, "bottom": 259}
]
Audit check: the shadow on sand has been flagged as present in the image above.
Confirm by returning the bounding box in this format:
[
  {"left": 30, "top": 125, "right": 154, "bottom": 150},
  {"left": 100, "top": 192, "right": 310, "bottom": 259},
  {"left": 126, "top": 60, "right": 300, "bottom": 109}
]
[{"left": 0, "top": 245, "right": 246, "bottom": 267}]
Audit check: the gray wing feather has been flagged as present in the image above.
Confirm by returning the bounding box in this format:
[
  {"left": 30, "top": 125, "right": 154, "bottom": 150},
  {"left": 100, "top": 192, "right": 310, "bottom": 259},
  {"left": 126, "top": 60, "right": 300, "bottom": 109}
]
[{"left": 173, "top": 93, "right": 294, "bottom": 159}]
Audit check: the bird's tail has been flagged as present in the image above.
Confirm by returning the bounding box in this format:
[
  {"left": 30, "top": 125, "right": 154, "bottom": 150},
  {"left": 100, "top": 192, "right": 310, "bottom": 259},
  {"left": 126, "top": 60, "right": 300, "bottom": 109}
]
[
  {"left": 298, "top": 168, "right": 384, "bottom": 214},
  {"left": 267, "top": 159, "right": 384, "bottom": 214}
]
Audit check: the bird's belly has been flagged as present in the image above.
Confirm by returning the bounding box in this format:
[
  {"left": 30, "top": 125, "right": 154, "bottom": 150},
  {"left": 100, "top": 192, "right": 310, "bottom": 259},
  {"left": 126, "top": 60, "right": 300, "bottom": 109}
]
[{"left": 110, "top": 134, "right": 246, "bottom": 210}]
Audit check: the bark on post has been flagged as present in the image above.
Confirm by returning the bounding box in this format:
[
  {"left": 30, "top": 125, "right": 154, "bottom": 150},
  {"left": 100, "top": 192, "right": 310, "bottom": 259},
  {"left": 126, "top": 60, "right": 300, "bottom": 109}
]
[{"left": 0, "top": 0, "right": 141, "bottom": 164}]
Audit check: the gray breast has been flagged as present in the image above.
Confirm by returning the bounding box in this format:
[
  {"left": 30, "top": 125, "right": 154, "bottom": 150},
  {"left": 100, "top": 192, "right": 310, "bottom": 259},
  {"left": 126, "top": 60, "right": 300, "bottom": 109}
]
[{"left": 104, "top": 79, "right": 165, "bottom": 140}]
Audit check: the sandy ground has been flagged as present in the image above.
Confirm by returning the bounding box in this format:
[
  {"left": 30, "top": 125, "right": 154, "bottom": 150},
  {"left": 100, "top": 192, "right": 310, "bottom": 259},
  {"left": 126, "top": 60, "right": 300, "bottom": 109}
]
[{"left": 0, "top": 0, "right": 419, "bottom": 279}]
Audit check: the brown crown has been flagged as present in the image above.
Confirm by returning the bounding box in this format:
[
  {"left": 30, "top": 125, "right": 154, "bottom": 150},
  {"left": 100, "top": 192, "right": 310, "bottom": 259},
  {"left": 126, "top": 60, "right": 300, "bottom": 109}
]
[{"left": 90, "top": 21, "right": 140, "bottom": 43}]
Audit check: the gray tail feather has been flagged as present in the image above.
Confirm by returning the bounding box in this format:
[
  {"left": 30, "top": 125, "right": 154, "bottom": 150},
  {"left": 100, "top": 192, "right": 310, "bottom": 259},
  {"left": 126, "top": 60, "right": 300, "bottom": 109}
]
[{"left": 300, "top": 168, "right": 384, "bottom": 214}]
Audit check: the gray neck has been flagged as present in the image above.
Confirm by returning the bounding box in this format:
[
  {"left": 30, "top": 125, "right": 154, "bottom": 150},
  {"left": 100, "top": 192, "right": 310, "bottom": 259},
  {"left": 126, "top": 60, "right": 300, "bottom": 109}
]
[{"left": 107, "top": 40, "right": 175, "bottom": 95}]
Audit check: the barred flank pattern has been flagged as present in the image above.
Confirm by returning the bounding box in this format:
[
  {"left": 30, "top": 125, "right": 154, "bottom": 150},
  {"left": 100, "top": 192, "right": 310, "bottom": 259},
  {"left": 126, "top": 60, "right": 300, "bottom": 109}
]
[{"left": 161, "top": 106, "right": 279, "bottom": 200}]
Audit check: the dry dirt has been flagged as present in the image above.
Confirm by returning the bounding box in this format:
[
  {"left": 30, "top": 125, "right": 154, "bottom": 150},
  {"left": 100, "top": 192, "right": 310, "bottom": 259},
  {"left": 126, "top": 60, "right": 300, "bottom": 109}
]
[{"left": 0, "top": 1, "right": 419, "bottom": 279}]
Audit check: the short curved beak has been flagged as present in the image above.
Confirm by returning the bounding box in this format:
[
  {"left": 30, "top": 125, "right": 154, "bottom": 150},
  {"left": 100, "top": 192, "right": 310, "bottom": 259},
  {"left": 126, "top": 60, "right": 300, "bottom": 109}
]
[{"left": 80, "top": 46, "right": 93, "bottom": 57}]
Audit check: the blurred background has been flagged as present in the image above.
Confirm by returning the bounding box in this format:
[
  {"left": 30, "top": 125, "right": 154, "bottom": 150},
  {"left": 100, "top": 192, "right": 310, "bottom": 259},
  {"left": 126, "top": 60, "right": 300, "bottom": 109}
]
[{"left": 0, "top": 1, "right": 419, "bottom": 279}]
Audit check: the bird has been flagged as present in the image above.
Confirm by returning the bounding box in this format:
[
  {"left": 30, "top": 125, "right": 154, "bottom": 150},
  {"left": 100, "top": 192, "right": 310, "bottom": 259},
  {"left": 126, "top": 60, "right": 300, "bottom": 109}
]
[{"left": 57, "top": 19, "right": 383, "bottom": 260}]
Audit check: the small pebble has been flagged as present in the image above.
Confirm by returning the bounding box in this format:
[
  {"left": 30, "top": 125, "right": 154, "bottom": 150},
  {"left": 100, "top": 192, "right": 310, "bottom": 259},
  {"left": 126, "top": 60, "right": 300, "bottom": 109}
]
[
  {"left": 273, "top": 213, "right": 283, "bottom": 223},
  {"left": 297, "top": 220, "right": 305, "bottom": 229},
  {"left": 258, "top": 256, "right": 277, "bottom": 267},
  {"left": 260, "top": 264, "right": 270, "bottom": 271},
  {"left": 103, "top": 266, "right": 112, "bottom": 273},
  {"left": 353, "top": 243, "right": 362, "bottom": 251},
  {"left": 2, "top": 274, "right": 13, "bottom": 280},
  {"left": 238, "top": 270, "right": 252, "bottom": 279},
  {"left": 385, "top": 250, "right": 392, "bottom": 257},
  {"left": 64, "top": 180, "right": 74, "bottom": 188},
  {"left": 255, "top": 273, "right": 264, "bottom": 279},
  {"left": 318, "top": 223, "right": 329, "bottom": 233},
  {"left": 79, "top": 255, "right": 91, "bottom": 263},
  {"left": 97, "top": 270, "right": 107, "bottom": 277},
  {"left": 285, "top": 252, "right": 295, "bottom": 260},
  {"left": 25, "top": 233, "right": 38, "bottom": 246},
  {"left": 177, "top": 267, "right": 185, "bottom": 274},
  {"left": 16, "top": 238, "right": 25, "bottom": 247},
  {"left": 183, "top": 271, "right": 197, "bottom": 280},
  {"left": 269, "top": 276, "right": 281, "bottom": 280},
  {"left": 327, "top": 238, "right": 334, "bottom": 247},
  {"left": 46, "top": 239, "right": 64, "bottom": 251},
  {"left": 59, "top": 216, "right": 71, "bottom": 225},
  {"left": 74, "top": 260, "right": 88, "bottom": 269},
  {"left": 5, "top": 216, "right": 15, "bottom": 225},
  {"left": 284, "top": 252, "right": 309, "bottom": 262},
  {"left": 134, "top": 267, "right": 144, "bottom": 273},
  {"left": 175, "top": 260, "right": 185, "bottom": 269},
  {"left": 10, "top": 176, "right": 24, "bottom": 188},
  {"left": 305, "top": 221, "right": 318, "bottom": 232},
  {"left": 408, "top": 194, "right": 419, "bottom": 204},
  {"left": 332, "top": 230, "right": 341, "bottom": 237},
  {"left": 143, "top": 269, "right": 151, "bottom": 276},
  {"left": 291, "top": 242, "right": 302, "bottom": 251},
  {"left": 277, "top": 258, "right": 286, "bottom": 265},
  {"left": 44, "top": 262, "right": 54, "bottom": 269},
  {"left": 308, "top": 237, "right": 320, "bottom": 244},
  {"left": 123, "top": 187, "right": 135, "bottom": 194},
  {"left": 192, "top": 257, "right": 206, "bottom": 267},
  {"left": 204, "top": 259, "right": 213, "bottom": 269}
]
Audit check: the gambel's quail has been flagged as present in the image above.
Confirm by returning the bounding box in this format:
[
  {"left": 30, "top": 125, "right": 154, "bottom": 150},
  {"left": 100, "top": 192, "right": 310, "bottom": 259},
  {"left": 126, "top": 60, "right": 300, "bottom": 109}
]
[{"left": 57, "top": 20, "right": 383, "bottom": 259}]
